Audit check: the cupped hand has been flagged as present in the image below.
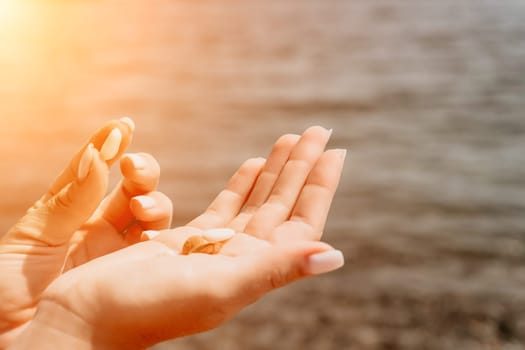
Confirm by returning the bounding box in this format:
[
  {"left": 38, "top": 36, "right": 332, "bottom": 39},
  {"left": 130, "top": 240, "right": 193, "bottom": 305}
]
[
  {"left": 0, "top": 118, "right": 172, "bottom": 346},
  {"left": 22, "top": 126, "right": 346, "bottom": 350}
]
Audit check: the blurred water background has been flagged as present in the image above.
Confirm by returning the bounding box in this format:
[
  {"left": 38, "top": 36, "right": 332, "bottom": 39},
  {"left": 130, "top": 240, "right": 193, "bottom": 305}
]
[{"left": 1, "top": 0, "right": 525, "bottom": 349}]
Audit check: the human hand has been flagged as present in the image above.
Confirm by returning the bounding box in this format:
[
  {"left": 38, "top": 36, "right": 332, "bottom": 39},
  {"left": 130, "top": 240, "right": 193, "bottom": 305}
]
[
  {"left": 0, "top": 118, "right": 172, "bottom": 347},
  {"left": 14, "top": 126, "right": 346, "bottom": 349}
]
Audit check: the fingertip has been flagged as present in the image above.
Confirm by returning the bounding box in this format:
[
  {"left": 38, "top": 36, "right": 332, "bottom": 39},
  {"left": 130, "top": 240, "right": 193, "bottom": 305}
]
[
  {"left": 131, "top": 195, "right": 156, "bottom": 211},
  {"left": 99, "top": 128, "right": 123, "bottom": 161},
  {"left": 273, "top": 134, "right": 301, "bottom": 152},
  {"left": 242, "top": 157, "right": 266, "bottom": 170},
  {"left": 304, "top": 250, "right": 344, "bottom": 275},
  {"left": 47, "top": 119, "right": 134, "bottom": 200},
  {"left": 121, "top": 153, "right": 148, "bottom": 171},
  {"left": 325, "top": 148, "right": 347, "bottom": 160},
  {"left": 302, "top": 126, "right": 333, "bottom": 141},
  {"left": 120, "top": 153, "right": 161, "bottom": 193},
  {"left": 90, "top": 119, "right": 134, "bottom": 164},
  {"left": 120, "top": 117, "right": 135, "bottom": 132},
  {"left": 338, "top": 148, "right": 347, "bottom": 160},
  {"left": 122, "top": 152, "right": 160, "bottom": 175},
  {"left": 277, "top": 133, "right": 301, "bottom": 144},
  {"left": 130, "top": 192, "right": 173, "bottom": 224}
]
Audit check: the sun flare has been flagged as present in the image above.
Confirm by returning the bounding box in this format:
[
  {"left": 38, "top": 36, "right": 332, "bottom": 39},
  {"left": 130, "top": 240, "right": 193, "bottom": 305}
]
[{"left": 0, "top": 0, "right": 23, "bottom": 25}]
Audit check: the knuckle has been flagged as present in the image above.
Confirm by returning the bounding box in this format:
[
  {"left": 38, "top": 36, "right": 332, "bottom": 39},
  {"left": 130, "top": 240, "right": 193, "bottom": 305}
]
[
  {"left": 51, "top": 185, "right": 75, "bottom": 210},
  {"left": 269, "top": 269, "right": 288, "bottom": 290}
]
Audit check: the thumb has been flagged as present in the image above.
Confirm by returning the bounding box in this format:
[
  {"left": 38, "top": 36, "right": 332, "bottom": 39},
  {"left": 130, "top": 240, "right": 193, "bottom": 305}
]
[
  {"left": 231, "top": 241, "right": 345, "bottom": 304},
  {"left": 4, "top": 145, "right": 109, "bottom": 247}
]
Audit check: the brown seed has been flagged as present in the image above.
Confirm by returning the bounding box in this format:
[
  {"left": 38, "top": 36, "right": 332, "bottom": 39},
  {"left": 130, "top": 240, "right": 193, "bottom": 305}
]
[
  {"left": 182, "top": 236, "right": 207, "bottom": 255},
  {"left": 193, "top": 242, "right": 222, "bottom": 255},
  {"left": 182, "top": 235, "right": 223, "bottom": 255}
]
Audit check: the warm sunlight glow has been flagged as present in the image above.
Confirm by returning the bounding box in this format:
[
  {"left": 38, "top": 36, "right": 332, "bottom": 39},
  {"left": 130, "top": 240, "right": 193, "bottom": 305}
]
[{"left": 0, "top": 0, "right": 23, "bottom": 24}]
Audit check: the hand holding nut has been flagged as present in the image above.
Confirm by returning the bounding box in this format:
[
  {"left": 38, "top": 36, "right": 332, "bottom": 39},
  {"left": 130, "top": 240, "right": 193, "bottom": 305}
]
[{"left": 181, "top": 229, "right": 235, "bottom": 255}]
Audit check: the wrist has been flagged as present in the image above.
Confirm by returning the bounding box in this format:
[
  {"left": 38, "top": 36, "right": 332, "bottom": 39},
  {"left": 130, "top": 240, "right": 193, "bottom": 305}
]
[{"left": 8, "top": 300, "right": 137, "bottom": 350}]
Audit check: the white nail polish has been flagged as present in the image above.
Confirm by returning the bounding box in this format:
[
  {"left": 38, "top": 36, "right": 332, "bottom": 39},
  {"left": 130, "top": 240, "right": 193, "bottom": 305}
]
[
  {"left": 142, "top": 230, "right": 160, "bottom": 240},
  {"left": 305, "top": 250, "right": 344, "bottom": 275},
  {"left": 203, "top": 228, "right": 235, "bottom": 242},
  {"left": 164, "top": 248, "right": 179, "bottom": 256},
  {"left": 134, "top": 195, "right": 156, "bottom": 209},
  {"left": 100, "top": 128, "right": 122, "bottom": 161},
  {"left": 120, "top": 117, "right": 135, "bottom": 131},
  {"left": 124, "top": 153, "right": 147, "bottom": 169},
  {"left": 78, "top": 144, "right": 94, "bottom": 182}
]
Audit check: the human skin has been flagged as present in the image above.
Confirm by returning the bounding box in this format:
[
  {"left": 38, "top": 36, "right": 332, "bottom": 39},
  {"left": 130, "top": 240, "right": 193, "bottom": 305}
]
[
  {"left": 9, "top": 126, "right": 347, "bottom": 349},
  {"left": 0, "top": 119, "right": 173, "bottom": 347}
]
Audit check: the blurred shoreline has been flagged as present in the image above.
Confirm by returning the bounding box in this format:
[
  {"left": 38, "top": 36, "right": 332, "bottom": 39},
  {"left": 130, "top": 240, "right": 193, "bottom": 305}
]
[{"left": 1, "top": 1, "right": 525, "bottom": 349}]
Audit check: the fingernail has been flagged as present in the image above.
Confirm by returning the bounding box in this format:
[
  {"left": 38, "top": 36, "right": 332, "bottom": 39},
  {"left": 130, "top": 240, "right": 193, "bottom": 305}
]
[
  {"left": 142, "top": 230, "right": 160, "bottom": 240},
  {"left": 78, "top": 144, "right": 94, "bottom": 182},
  {"left": 120, "top": 117, "right": 135, "bottom": 131},
  {"left": 305, "top": 250, "right": 344, "bottom": 275},
  {"left": 203, "top": 228, "right": 235, "bottom": 242},
  {"left": 338, "top": 149, "right": 347, "bottom": 160},
  {"left": 133, "top": 195, "right": 156, "bottom": 210},
  {"left": 100, "top": 128, "right": 123, "bottom": 161},
  {"left": 124, "top": 153, "right": 147, "bottom": 170},
  {"left": 327, "top": 128, "right": 334, "bottom": 137}
]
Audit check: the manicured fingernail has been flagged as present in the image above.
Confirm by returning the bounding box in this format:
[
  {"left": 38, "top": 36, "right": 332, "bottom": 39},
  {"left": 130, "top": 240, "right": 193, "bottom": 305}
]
[
  {"left": 133, "top": 195, "right": 156, "bottom": 210},
  {"left": 305, "top": 250, "right": 344, "bottom": 275},
  {"left": 203, "top": 228, "right": 235, "bottom": 242},
  {"left": 78, "top": 143, "right": 94, "bottom": 182},
  {"left": 100, "top": 128, "right": 122, "bottom": 161},
  {"left": 120, "top": 117, "right": 135, "bottom": 131},
  {"left": 124, "top": 153, "right": 147, "bottom": 170},
  {"left": 338, "top": 149, "right": 347, "bottom": 160},
  {"left": 142, "top": 230, "right": 160, "bottom": 240},
  {"left": 327, "top": 128, "right": 333, "bottom": 137}
]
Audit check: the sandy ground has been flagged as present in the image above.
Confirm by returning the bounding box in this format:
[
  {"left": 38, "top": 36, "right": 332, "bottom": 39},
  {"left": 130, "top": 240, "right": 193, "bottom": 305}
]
[{"left": 1, "top": 1, "right": 525, "bottom": 349}]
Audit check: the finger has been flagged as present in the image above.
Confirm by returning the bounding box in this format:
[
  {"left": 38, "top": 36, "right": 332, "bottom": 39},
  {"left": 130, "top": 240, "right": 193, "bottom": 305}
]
[
  {"left": 227, "top": 134, "right": 300, "bottom": 232},
  {"left": 226, "top": 241, "right": 344, "bottom": 305},
  {"left": 245, "top": 126, "right": 332, "bottom": 238},
  {"left": 188, "top": 157, "right": 266, "bottom": 230},
  {"left": 43, "top": 117, "right": 135, "bottom": 201},
  {"left": 283, "top": 149, "right": 347, "bottom": 241},
  {"left": 130, "top": 191, "right": 173, "bottom": 231},
  {"left": 245, "top": 134, "right": 300, "bottom": 210},
  {"left": 4, "top": 147, "right": 109, "bottom": 247},
  {"left": 124, "top": 191, "right": 173, "bottom": 245},
  {"left": 101, "top": 153, "right": 161, "bottom": 231}
]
